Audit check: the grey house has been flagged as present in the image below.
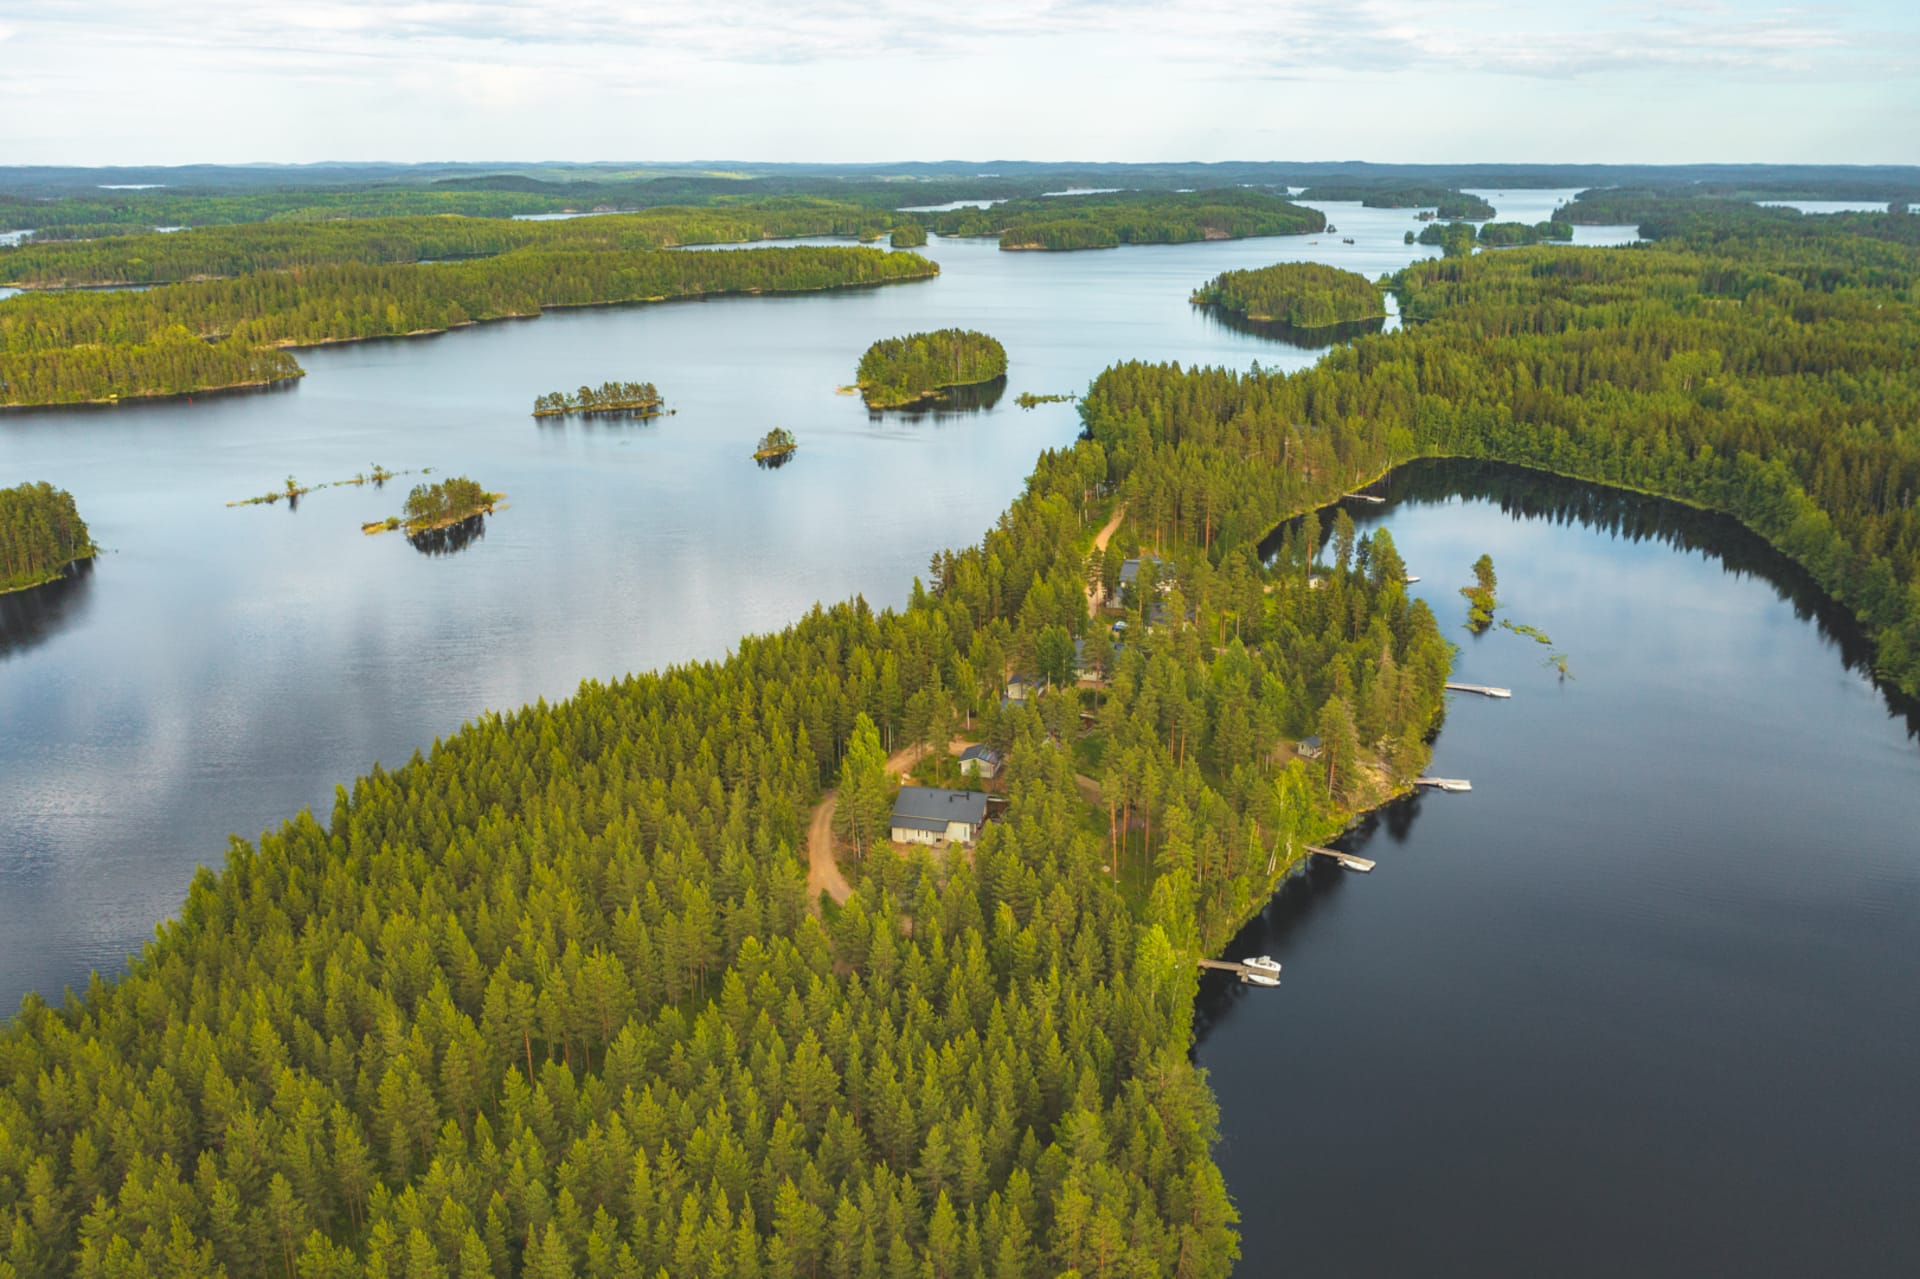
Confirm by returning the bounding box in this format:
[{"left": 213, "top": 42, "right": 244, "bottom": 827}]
[
  {"left": 890, "top": 786, "right": 990, "bottom": 845},
  {"left": 958, "top": 744, "right": 1002, "bottom": 780}
]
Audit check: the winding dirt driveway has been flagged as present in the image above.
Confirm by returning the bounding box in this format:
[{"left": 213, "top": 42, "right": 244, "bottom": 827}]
[
  {"left": 1087, "top": 503, "right": 1126, "bottom": 617},
  {"left": 805, "top": 743, "right": 932, "bottom": 908}
]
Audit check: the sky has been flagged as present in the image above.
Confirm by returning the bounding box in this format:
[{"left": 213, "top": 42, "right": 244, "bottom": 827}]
[{"left": 2, "top": 1, "right": 1916, "bottom": 166}]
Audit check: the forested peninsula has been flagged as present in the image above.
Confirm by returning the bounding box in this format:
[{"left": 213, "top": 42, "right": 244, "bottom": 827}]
[
  {"left": 0, "top": 246, "right": 937, "bottom": 408},
  {"left": 1475, "top": 221, "right": 1573, "bottom": 247},
  {"left": 856, "top": 329, "right": 1008, "bottom": 408},
  {"left": 0, "top": 481, "right": 96, "bottom": 594},
  {"left": 0, "top": 201, "right": 913, "bottom": 289},
  {"left": 1191, "top": 262, "right": 1386, "bottom": 328},
  {"left": 921, "top": 190, "right": 1325, "bottom": 251}
]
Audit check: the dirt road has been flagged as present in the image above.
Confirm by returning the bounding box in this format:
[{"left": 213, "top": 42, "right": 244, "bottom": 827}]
[
  {"left": 805, "top": 743, "right": 932, "bottom": 908},
  {"left": 1087, "top": 503, "right": 1126, "bottom": 617}
]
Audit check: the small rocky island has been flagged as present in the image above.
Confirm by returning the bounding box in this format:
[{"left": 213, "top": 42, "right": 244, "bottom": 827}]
[
  {"left": 532, "top": 381, "right": 664, "bottom": 419},
  {"left": 754, "top": 427, "right": 798, "bottom": 461},
  {"left": 855, "top": 329, "right": 1007, "bottom": 409},
  {"left": 363, "top": 476, "right": 502, "bottom": 536}
]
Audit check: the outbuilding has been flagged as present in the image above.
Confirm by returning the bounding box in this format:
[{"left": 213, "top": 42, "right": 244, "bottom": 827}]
[{"left": 958, "top": 744, "right": 1002, "bottom": 780}]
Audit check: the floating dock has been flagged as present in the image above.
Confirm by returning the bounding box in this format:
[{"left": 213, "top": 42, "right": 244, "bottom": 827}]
[
  {"left": 1308, "top": 845, "right": 1375, "bottom": 872},
  {"left": 1445, "top": 682, "right": 1512, "bottom": 698},
  {"left": 1415, "top": 777, "right": 1473, "bottom": 792},
  {"left": 1343, "top": 492, "right": 1387, "bottom": 504}
]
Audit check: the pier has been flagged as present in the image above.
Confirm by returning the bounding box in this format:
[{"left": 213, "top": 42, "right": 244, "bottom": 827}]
[
  {"left": 1445, "top": 682, "right": 1511, "bottom": 698},
  {"left": 1197, "top": 959, "right": 1283, "bottom": 980},
  {"left": 1415, "top": 777, "right": 1473, "bottom": 792},
  {"left": 1343, "top": 492, "right": 1386, "bottom": 504},
  {"left": 1308, "top": 845, "right": 1375, "bottom": 872}
]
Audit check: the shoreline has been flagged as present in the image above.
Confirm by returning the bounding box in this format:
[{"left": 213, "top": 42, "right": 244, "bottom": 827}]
[
  {"left": 0, "top": 551, "right": 98, "bottom": 597},
  {"left": 0, "top": 268, "right": 939, "bottom": 411}
]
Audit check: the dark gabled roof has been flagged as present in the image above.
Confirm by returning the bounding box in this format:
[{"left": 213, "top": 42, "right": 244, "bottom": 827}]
[
  {"left": 891, "top": 786, "right": 989, "bottom": 833},
  {"left": 958, "top": 744, "right": 999, "bottom": 764}
]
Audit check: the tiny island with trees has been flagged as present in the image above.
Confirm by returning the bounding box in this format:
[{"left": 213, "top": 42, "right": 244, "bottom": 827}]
[
  {"left": 754, "top": 427, "right": 798, "bottom": 461},
  {"left": 0, "top": 481, "right": 96, "bottom": 594},
  {"left": 532, "top": 381, "right": 664, "bottom": 419},
  {"left": 363, "top": 475, "right": 502, "bottom": 536},
  {"left": 1300, "top": 184, "right": 1497, "bottom": 220},
  {"left": 1192, "top": 261, "right": 1388, "bottom": 328},
  {"left": 855, "top": 328, "right": 1008, "bottom": 409}
]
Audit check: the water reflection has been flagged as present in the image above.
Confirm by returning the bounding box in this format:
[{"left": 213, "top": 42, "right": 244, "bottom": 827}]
[
  {"left": 0, "top": 559, "right": 96, "bottom": 660},
  {"left": 408, "top": 514, "right": 488, "bottom": 556},
  {"left": 1193, "top": 302, "right": 1386, "bottom": 349},
  {"left": 868, "top": 374, "right": 1008, "bottom": 420},
  {"left": 756, "top": 451, "right": 795, "bottom": 471},
  {"left": 1262, "top": 458, "right": 1920, "bottom": 738}
]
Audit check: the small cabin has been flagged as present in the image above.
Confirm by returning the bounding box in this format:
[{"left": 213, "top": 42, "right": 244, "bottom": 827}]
[
  {"left": 890, "top": 786, "right": 990, "bottom": 846},
  {"left": 1005, "top": 672, "right": 1039, "bottom": 702},
  {"left": 958, "top": 743, "right": 1001, "bottom": 780},
  {"left": 1297, "top": 735, "right": 1324, "bottom": 760}
]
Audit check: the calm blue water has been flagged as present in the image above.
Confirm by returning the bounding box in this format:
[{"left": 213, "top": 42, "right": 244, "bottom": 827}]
[{"left": 1200, "top": 463, "right": 1920, "bottom": 1276}]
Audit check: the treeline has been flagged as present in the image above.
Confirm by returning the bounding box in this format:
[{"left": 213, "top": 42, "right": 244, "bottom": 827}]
[
  {"left": 0, "top": 201, "right": 911, "bottom": 288},
  {"left": 0, "top": 481, "right": 95, "bottom": 593},
  {"left": 1191, "top": 262, "right": 1386, "bottom": 328},
  {"left": 0, "top": 247, "right": 937, "bottom": 407},
  {"left": 923, "top": 190, "right": 1325, "bottom": 251},
  {"left": 0, "top": 337, "right": 1451, "bottom": 1276},
  {"left": 857, "top": 330, "right": 1007, "bottom": 408},
  {"left": 1084, "top": 223, "right": 1920, "bottom": 695},
  {"left": 0, "top": 189, "right": 583, "bottom": 234},
  {"left": 1299, "top": 186, "right": 1496, "bottom": 219},
  {"left": 533, "top": 382, "right": 662, "bottom": 417},
  {"left": 1475, "top": 221, "right": 1573, "bottom": 247},
  {"left": 0, "top": 326, "right": 304, "bottom": 408}
]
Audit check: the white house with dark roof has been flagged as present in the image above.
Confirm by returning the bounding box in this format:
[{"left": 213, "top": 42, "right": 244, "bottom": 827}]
[
  {"left": 890, "top": 786, "right": 990, "bottom": 845},
  {"left": 958, "top": 743, "right": 1001, "bottom": 780}
]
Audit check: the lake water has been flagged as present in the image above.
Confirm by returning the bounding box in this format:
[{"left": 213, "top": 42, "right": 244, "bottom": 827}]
[
  {"left": 1759, "top": 199, "right": 1904, "bottom": 215},
  {"left": 1199, "top": 461, "right": 1920, "bottom": 1276}
]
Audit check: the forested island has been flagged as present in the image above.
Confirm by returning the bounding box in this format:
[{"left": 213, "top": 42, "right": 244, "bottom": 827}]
[
  {"left": 920, "top": 189, "right": 1325, "bottom": 250},
  {"left": 362, "top": 475, "right": 502, "bottom": 535},
  {"left": 0, "top": 481, "right": 96, "bottom": 594},
  {"left": 1298, "top": 185, "right": 1496, "bottom": 220},
  {"left": 0, "top": 246, "right": 938, "bottom": 408},
  {"left": 1191, "top": 262, "right": 1387, "bottom": 328},
  {"left": 1475, "top": 220, "right": 1574, "bottom": 247},
  {"left": 1411, "top": 221, "right": 1479, "bottom": 256},
  {"left": 888, "top": 223, "right": 928, "bottom": 248},
  {"left": 533, "top": 381, "right": 663, "bottom": 418},
  {"left": 856, "top": 329, "right": 1008, "bottom": 408}
]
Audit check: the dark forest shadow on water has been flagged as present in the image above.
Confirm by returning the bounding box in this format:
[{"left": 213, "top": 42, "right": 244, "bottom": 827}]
[
  {"left": 1194, "top": 303, "right": 1386, "bottom": 350},
  {"left": 1261, "top": 458, "right": 1920, "bottom": 739},
  {"left": 0, "top": 558, "right": 96, "bottom": 661},
  {"left": 1191, "top": 795, "right": 1426, "bottom": 1046},
  {"left": 408, "top": 513, "right": 487, "bottom": 557},
  {"left": 756, "top": 451, "right": 795, "bottom": 471},
  {"left": 867, "top": 375, "right": 1007, "bottom": 421}
]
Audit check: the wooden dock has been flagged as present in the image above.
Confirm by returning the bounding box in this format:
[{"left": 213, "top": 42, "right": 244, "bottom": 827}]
[
  {"left": 1308, "top": 845, "right": 1375, "bottom": 872},
  {"left": 1416, "top": 777, "right": 1473, "bottom": 792},
  {"left": 1343, "top": 492, "right": 1386, "bottom": 504},
  {"left": 1197, "top": 959, "right": 1282, "bottom": 980},
  {"left": 1445, "top": 682, "right": 1512, "bottom": 698}
]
